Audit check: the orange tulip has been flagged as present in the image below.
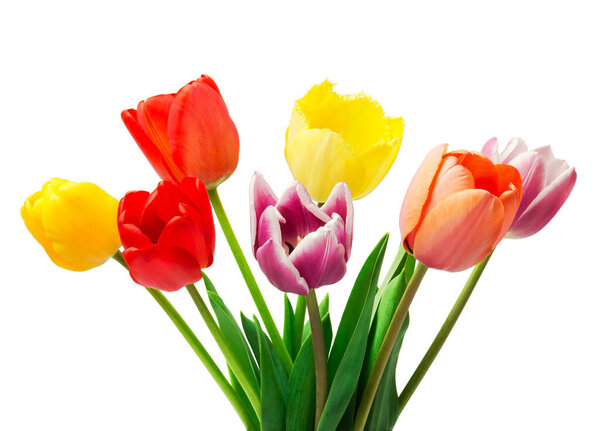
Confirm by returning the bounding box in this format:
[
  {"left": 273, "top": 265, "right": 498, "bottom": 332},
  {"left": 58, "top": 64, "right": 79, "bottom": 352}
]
[{"left": 400, "top": 144, "right": 522, "bottom": 272}]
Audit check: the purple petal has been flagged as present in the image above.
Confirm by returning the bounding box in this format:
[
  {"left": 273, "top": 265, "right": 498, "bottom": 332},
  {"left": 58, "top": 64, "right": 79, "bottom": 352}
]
[
  {"left": 507, "top": 167, "right": 577, "bottom": 238},
  {"left": 256, "top": 206, "right": 285, "bottom": 252},
  {"left": 321, "top": 182, "right": 353, "bottom": 258},
  {"left": 276, "top": 182, "right": 330, "bottom": 249},
  {"left": 289, "top": 218, "right": 347, "bottom": 290},
  {"left": 250, "top": 172, "right": 278, "bottom": 256},
  {"left": 481, "top": 137, "right": 499, "bottom": 162},
  {"left": 533, "top": 146, "right": 570, "bottom": 185},
  {"left": 498, "top": 138, "right": 527, "bottom": 164},
  {"left": 510, "top": 151, "right": 546, "bottom": 221},
  {"left": 256, "top": 239, "right": 309, "bottom": 295}
]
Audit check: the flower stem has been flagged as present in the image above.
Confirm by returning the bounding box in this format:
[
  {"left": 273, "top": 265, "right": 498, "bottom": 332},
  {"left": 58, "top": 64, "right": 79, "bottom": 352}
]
[
  {"left": 353, "top": 262, "right": 429, "bottom": 431},
  {"left": 186, "top": 283, "right": 261, "bottom": 417},
  {"left": 208, "top": 188, "right": 293, "bottom": 375},
  {"left": 396, "top": 251, "right": 494, "bottom": 416},
  {"left": 112, "top": 253, "right": 258, "bottom": 430},
  {"left": 306, "top": 289, "right": 328, "bottom": 428}
]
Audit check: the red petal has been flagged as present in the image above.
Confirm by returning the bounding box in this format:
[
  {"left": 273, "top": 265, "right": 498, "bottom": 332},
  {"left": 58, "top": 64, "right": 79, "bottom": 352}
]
[
  {"left": 121, "top": 109, "right": 180, "bottom": 182},
  {"left": 168, "top": 80, "right": 239, "bottom": 188},
  {"left": 123, "top": 246, "right": 203, "bottom": 292},
  {"left": 158, "top": 213, "right": 213, "bottom": 268},
  {"left": 178, "top": 176, "right": 215, "bottom": 253}
]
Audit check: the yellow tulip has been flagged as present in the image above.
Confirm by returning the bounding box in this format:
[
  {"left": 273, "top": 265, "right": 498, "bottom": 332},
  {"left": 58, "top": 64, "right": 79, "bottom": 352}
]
[
  {"left": 21, "top": 178, "right": 121, "bottom": 271},
  {"left": 285, "top": 80, "right": 404, "bottom": 202}
]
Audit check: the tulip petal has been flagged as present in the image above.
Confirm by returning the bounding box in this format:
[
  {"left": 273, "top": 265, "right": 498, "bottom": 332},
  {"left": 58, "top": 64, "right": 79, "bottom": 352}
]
[
  {"left": 168, "top": 80, "right": 239, "bottom": 188},
  {"left": 448, "top": 151, "right": 499, "bottom": 196},
  {"left": 137, "top": 94, "right": 175, "bottom": 162},
  {"left": 534, "top": 146, "right": 570, "bottom": 185},
  {"left": 354, "top": 138, "right": 402, "bottom": 199},
  {"left": 256, "top": 206, "right": 286, "bottom": 253},
  {"left": 399, "top": 144, "right": 447, "bottom": 251},
  {"left": 413, "top": 189, "right": 504, "bottom": 272},
  {"left": 123, "top": 245, "right": 203, "bottom": 292},
  {"left": 178, "top": 176, "right": 215, "bottom": 253},
  {"left": 508, "top": 151, "right": 544, "bottom": 220},
  {"left": 118, "top": 190, "right": 150, "bottom": 226},
  {"left": 481, "top": 137, "right": 499, "bottom": 162},
  {"left": 495, "top": 184, "right": 521, "bottom": 246},
  {"left": 256, "top": 239, "right": 309, "bottom": 295},
  {"left": 121, "top": 109, "right": 182, "bottom": 182},
  {"left": 139, "top": 181, "right": 183, "bottom": 242},
  {"left": 158, "top": 214, "right": 212, "bottom": 268},
  {"left": 285, "top": 126, "right": 359, "bottom": 203},
  {"left": 289, "top": 218, "right": 347, "bottom": 290},
  {"left": 507, "top": 167, "right": 576, "bottom": 238},
  {"left": 250, "top": 172, "right": 278, "bottom": 255},
  {"left": 321, "top": 182, "right": 353, "bottom": 258},
  {"left": 276, "top": 182, "right": 330, "bottom": 248},
  {"left": 498, "top": 137, "right": 527, "bottom": 163},
  {"left": 424, "top": 161, "right": 474, "bottom": 214},
  {"left": 118, "top": 223, "right": 153, "bottom": 249}
]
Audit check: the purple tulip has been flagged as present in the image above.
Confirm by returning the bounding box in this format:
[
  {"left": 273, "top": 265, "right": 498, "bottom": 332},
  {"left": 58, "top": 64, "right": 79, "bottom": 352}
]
[
  {"left": 482, "top": 138, "right": 576, "bottom": 239},
  {"left": 250, "top": 172, "right": 353, "bottom": 295}
]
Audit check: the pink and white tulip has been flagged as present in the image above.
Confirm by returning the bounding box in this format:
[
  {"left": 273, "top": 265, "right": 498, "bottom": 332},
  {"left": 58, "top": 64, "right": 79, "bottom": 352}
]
[
  {"left": 250, "top": 172, "right": 353, "bottom": 295},
  {"left": 482, "top": 138, "right": 577, "bottom": 239}
]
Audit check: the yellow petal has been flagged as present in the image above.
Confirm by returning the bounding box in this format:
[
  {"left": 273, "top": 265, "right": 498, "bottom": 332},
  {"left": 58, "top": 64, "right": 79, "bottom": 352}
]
[
  {"left": 285, "top": 80, "right": 404, "bottom": 200},
  {"left": 22, "top": 179, "right": 121, "bottom": 271}
]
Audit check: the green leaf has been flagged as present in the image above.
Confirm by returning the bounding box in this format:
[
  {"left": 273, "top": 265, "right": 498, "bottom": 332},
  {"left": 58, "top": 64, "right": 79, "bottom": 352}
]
[
  {"left": 317, "top": 234, "right": 389, "bottom": 431},
  {"left": 241, "top": 312, "right": 288, "bottom": 390},
  {"left": 228, "top": 366, "right": 259, "bottom": 429},
  {"left": 256, "top": 317, "right": 286, "bottom": 431},
  {"left": 292, "top": 296, "right": 306, "bottom": 359},
  {"left": 203, "top": 276, "right": 260, "bottom": 391},
  {"left": 286, "top": 312, "right": 333, "bottom": 431},
  {"left": 283, "top": 294, "right": 295, "bottom": 358},
  {"left": 363, "top": 272, "right": 411, "bottom": 431}
]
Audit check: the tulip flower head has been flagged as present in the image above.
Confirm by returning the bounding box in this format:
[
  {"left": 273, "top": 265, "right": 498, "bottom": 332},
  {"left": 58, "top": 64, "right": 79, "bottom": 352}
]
[
  {"left": 250, "top": 172, "right": 353, "bottom": 295},
  {"left": 122, "top": 75, "right": 239, "bottom": 189},
  {"left": 21, "top": 178, "right": 121, "bottom": 271},
  {"left": 400, "top": 145, "right": 523, "bottom": 272},
  {"left": 482, "top": 138, "right": 577, "bottom": 239},
  {"left": 285, "top": 80, "right": 404, "bottom": 202},
  {"left": 118, "top": 177, "right": 215, "bottom": 292}
]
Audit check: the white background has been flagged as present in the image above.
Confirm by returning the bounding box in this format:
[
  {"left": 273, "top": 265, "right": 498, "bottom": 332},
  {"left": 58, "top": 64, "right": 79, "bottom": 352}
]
[{"left": 2, "top": 1, "right": 599, "bottom": 430}]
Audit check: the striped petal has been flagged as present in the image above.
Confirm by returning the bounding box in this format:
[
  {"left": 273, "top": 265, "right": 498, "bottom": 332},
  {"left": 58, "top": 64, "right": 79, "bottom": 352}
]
[{"left": 256, "top": 239, "right": 309, "bottom": 295}]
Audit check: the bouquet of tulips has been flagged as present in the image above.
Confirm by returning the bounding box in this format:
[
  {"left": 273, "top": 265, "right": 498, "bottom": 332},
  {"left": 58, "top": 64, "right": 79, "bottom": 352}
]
[{"left": 21, "top": 76, "right": 576, "bottom": 431}]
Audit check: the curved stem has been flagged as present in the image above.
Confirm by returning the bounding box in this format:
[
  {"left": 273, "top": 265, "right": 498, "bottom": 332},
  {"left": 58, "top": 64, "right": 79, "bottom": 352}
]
[
  {"left": 306, "top": 289, "right": 328, "bottom": 428},
  {"left": 186, "top": 283, "right": 261, "bottom": 417},
  {"left": 353, "top": 262, "right": 429, "bottom": 431},
  {"left": 208, "top": 188, "right": 293, "bottom": 375},
  {"left": 397, "top": 251, "right": 494, "bottom": 416},
  {"left": 112, "top": 253, "right": 258, "bottom": 430}
]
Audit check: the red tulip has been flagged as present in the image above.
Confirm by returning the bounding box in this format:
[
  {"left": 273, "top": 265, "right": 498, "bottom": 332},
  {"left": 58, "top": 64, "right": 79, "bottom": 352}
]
[
  {"left": 121, "top": 75, "right": 239, "bottom": 189},
  {"left": 118, "top": 177, "right": 215, "bottom": 291}
]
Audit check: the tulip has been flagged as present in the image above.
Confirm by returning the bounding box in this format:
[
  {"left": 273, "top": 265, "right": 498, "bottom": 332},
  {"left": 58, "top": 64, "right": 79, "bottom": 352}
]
[
  {"left": 22, "top": 178, "right": 121, "bottom": 271},
  {"left": 250, "top": 172, "right": 353, "bottom": 295},
  {"left": 400, "top": 145, "right": 522, "bottom": 272},
  {"left": 285, "top": 80, "right": 404, "bottom": 202},
  {"left": 121, "top": 75, "right": 239, "bottom": 189},
  {"left": 118, "top": 177, "right": 215, "bottom": 292},
  {"left": 482, "top": 138, "right": 577, "bottom": 238}
]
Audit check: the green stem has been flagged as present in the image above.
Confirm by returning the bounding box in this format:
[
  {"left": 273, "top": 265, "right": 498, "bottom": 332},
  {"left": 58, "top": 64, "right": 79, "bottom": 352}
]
[
  {"left": 353, "top": 262, "right": 429, "bottom": 431},
  {"left": 186, "top": 283, "right": 261, "bottom": 418},
  {"left": 112, "top": 253, "right": 257, "bottom": 430},
  {"left": 208, "top": 188, "right": 293, "bottom": 375},
  {"left": 306, "top": 289, "right": 328, "bottom": 428},
  {"left": 396, "top": 251, "right": 494, "bottom": 416}
]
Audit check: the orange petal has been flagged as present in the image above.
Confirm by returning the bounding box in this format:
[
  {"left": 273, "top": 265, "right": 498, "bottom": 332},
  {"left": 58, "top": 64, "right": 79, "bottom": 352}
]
[
  {"left": 422, "top": 159, "right": 474, "bottom": 215},
  {"left": 447, "top": 151, "right": 499, "bottom": 196},
  {"left": 413, "top": 189, "right": 504, "bottom": 272},
  {"left": 399, "top": 144, "right": 447, "bottom": 251}
]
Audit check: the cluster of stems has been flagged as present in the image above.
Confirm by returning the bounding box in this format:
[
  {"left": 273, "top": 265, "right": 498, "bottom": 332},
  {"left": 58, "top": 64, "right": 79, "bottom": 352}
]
[{"left": 114, "top": 187, "right": 495, "bottom": 431}]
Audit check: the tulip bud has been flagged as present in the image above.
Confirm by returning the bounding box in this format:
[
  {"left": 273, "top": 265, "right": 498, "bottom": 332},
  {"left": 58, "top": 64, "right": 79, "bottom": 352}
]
[
  {"left": 250, "top": 172, "right": 353, "bottom": 295},
  {"left": 121, "top": 75, "right": 239, "bottom": 189},
  {"left": 482, "top": 138, "right": 577, "bottom": 238},
  {"left": 21, "top": 178, "right": 121, "bottom": 271},
  {"left": 285, "top": 80, "right": 404, "bottom": 202},
  {"left": 400, "top": 145, "right": 522, "bottom": 272},
  {"left": 118, "top": 177, "right": 215, "bottom": 292}
]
